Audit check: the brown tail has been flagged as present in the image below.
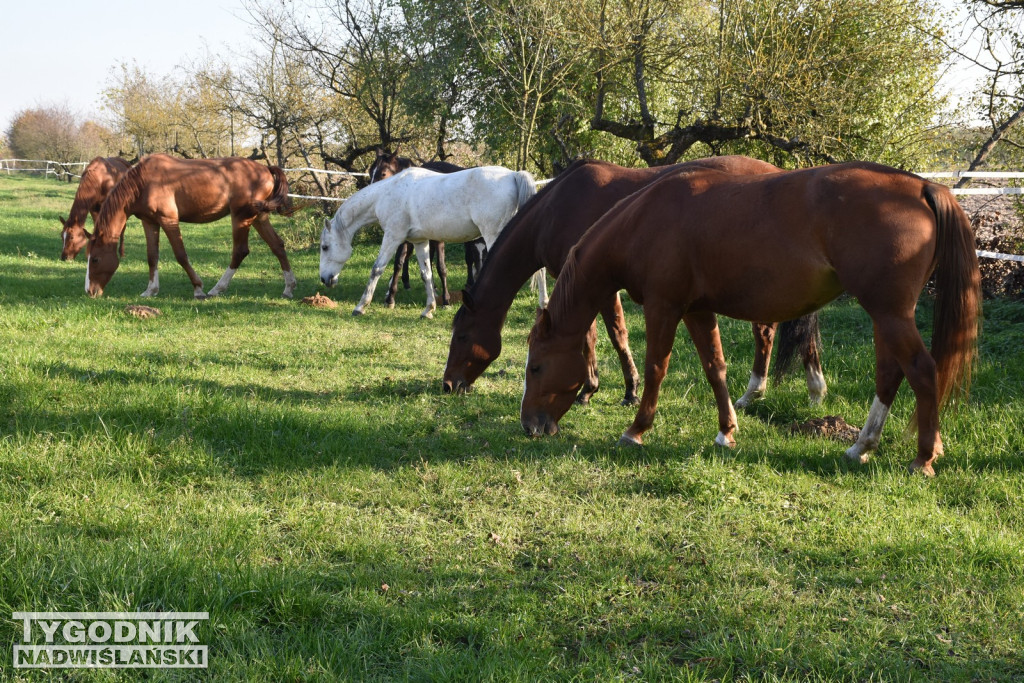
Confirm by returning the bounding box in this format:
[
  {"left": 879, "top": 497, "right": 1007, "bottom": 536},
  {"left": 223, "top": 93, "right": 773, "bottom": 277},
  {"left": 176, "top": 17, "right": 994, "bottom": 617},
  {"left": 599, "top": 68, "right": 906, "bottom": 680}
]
[
  {"left": 251, "top": 166, "right": 300, "bottom": 217},
  {"left": 925, "top": 183, "right": 982, "bottom": 408}
]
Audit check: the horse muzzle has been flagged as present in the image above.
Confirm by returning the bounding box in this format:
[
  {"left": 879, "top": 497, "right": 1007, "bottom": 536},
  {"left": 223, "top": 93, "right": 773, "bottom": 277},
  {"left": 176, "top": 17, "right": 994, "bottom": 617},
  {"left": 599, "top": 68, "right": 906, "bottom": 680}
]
[
  {"left": 521, "top": 413, "right": 559, "bottom": 437},
  {"left": 442, "top": 377, "right": 473, "bottom": 395},
  {"left": 320, "top": 274, "right": 339, "bottom": 288}
]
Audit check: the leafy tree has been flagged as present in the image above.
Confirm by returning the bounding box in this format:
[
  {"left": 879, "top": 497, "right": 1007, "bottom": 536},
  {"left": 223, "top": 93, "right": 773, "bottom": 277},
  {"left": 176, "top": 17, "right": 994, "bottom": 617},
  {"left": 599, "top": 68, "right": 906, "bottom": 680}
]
[{"left": 5, "top": 105, "right": 108, "bottom": 162}]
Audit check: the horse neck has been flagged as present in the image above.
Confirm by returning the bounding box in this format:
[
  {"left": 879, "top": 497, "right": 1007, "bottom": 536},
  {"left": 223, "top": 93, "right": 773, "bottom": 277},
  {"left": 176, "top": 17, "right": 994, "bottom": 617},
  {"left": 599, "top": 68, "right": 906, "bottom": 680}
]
[
  {"left": 467, "top": 212, "right": 545, "bottom": 316},
  {"left": 67, "top": 165, "right": 105, "bottom": 227},
  {"left": 93, "top": 168, "right": 142, "bottom": 245},
  {"left": 337, "top": 183, "right": 384, "bottom": 241},
  {"left": 548, "top": 241, "right": 618, "bottom": 339}
]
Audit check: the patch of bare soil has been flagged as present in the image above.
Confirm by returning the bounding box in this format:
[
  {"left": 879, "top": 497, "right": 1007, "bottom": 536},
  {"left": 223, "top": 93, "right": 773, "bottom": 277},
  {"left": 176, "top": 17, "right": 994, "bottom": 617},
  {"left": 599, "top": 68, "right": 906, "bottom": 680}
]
[
  {"left": 300, "top": 293, "right": 338, "bottom": 309},
  {"left": 789, "top": 416, "right": 860, "bottom": 443},
  {"left": 124, "top": 305, "right": 161, "bottom": 319}
]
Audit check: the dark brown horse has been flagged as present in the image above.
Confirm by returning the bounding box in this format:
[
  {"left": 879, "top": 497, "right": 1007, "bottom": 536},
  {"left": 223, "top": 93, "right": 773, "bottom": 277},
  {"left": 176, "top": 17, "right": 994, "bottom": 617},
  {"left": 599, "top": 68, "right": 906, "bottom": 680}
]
[
  {"left": 367, "top": 150, "right": 487, "bottom": 307},
  {"left": 521, "top": 162, "right": 981, "bottom": 476},
  {"left": 59, "top": 156, "right": 131, "bottom": 260},
  {"left": 444, "top": 158, "right": 827, "bottom": 407},
  {"left": 85, "top": 154, "right": 298, "bottom": 299}
]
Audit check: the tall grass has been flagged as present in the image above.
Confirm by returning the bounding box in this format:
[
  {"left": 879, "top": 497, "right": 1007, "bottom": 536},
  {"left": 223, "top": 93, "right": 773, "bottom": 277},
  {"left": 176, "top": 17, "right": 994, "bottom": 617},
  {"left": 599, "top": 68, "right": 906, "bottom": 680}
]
[{"left": 0, "top": 173, "right": 1023, "bottom": 681}]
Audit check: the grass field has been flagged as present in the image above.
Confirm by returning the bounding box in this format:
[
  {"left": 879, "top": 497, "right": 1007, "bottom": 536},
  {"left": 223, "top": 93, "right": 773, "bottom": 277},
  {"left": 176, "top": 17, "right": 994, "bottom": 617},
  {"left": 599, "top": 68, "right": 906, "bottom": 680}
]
[{"left": 1, "top": 171, "right": 1023, "bottom": 681}]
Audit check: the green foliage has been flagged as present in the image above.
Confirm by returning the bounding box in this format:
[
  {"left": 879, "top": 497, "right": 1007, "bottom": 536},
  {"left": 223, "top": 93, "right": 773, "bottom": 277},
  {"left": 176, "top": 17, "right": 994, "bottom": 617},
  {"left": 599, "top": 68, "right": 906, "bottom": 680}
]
[{"left": 3, "top": 170, "right": 1024, "bottom": 679}]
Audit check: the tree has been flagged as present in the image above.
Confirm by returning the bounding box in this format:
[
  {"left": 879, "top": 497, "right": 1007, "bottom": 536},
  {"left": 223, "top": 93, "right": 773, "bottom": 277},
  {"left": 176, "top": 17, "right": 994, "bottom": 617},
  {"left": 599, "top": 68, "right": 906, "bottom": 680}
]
[
  {"left": 103, "top": 63, "right": 176, "bottom": 157},
  {"left": 5, "top": 105, "right": 108, "bottom": 162},
  {"left": 588, "top": 0, "right": 949, "bottom": 167}
]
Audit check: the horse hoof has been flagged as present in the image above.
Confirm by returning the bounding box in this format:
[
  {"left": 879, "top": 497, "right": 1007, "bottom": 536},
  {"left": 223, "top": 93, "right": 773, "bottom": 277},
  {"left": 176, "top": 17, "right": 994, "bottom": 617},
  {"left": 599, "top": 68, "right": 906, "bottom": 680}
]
[
  {"left": 714, "top": 431, "right": 737, "bottom": 448},
  {"left": 617, "top": 433, "right": 642, "bottom": 447},
  {"left": 844, "top": 445, "right": 871, "bottom": 465},
  {"left": 352, "top": 309, "right": 365, "bottom": 316},
  {"left": 908, "top": 460, "right": 936, "bottom": 478},
  {"left": 282, "top": 291, "right": 294, "bottom": 299},
  {"left": 386, "top": 301, "right": 396, "bottom": 309},
  {"left": 620, "top": 395, "right": 640, "bottom": 407},
  {"left": 194, "top": 293, "right": 208, "bottom": 301},
  {"left": 420, "top": 311, "right": 434, "bottom": 319},
  {"left": 575, "top": 394, "right": 592, "bottom": 406}
]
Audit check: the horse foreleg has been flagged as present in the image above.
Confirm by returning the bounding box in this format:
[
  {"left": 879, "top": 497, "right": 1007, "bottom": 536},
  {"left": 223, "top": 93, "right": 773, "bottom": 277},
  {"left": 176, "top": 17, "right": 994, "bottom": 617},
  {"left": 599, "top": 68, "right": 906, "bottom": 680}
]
[
  {"left": 401, "top": 242, "right": 412, "bottom": 290},
  {"left": 355, "top": 235, "right": 405, "bottom": 316},
  {"left": 161, "top": 223, "right": 205, "bottom": 299},
  {"left": 619, "top": 308, "right": 681, "bottom": 446},
  {"left": 736, "top": 323, "right": 776, "bottom": 409},
  {"left": 250, "top": 216, "right": 296, "bottom": 298},
  {"left": 599, "top": 292, "right": 640, "bottom": 406},
  {"left": 683, "top": 311, "right": 738, "bottom": 448},
  {"left": 413, "top": 241, "right": 437, "bottom": 319},
  {"left": 434, "top": 241, "right": 450, "bottom": 306},
  {"left": 139, "top": 221, "right": 161, "bottom": 298},
  {"left": 576, "top": 319, "right": 600, "bottom": 405},
  {"left": 802, "top": 321, "right": 828, "bottom": 405},
  {"left": 207, "top": 222, "right": 250, "bottom": 298}
]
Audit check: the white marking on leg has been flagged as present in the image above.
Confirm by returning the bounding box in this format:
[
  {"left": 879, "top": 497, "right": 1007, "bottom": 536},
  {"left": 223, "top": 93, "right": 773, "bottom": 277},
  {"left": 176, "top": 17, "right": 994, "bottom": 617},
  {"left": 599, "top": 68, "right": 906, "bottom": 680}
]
[
  {"left": 735, "top": 373, "right": 766, "bottom": 409},
  {"left": 282, "top": 270, "right": 297, "bottom": 298},
  {"left": 845, "top": 395, "right": 890, "bottom": 464},
  {"left": 806, "top": 365, "right": 827, "bottom": 405},
  {"left": 140, "top": 271, "right": 159, "bottom": 297},
  {"left": 207, "top": 267, "right": 237, "bottom": 297},
  {"left": 533, "top": 269, "right": 548, "bottom": 308},
  {"left": 714, "top": 431, "right": 737, "bottom": 448},
  {"left": 84, "top": 257, "right": 91, "bottom": 294}
]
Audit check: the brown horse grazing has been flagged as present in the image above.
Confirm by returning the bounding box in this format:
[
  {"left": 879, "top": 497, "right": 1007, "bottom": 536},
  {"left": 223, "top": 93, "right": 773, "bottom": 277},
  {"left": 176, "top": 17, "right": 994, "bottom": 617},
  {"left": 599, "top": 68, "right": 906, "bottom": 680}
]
[
  {"left": 444, "top": 158, "right": 827, "bottom": 407},
  {"left": 521, "top": 161, "right": 981, "bottom": 476},
  {"left": 367, "top": 149, "right": 487, "bottom": 306},
  {"left": 85, "top": 154, "right": 298, "bottom": 299},
  {"left": 59, "top": 156, "right": 131, "bottom": 260}
]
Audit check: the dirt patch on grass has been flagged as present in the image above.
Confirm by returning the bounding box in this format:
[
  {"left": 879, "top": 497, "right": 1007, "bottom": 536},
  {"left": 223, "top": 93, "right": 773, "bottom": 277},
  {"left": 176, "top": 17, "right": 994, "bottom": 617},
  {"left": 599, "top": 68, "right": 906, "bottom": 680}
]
[
  {"left": 789, "top": 416, "right": 860, "bottom": 443},
  {"left": 124, "top": 305, "right": 161, "bottom": 319},
  {"left": 300, "top": 293, "right": 338, "bottom": 309}
]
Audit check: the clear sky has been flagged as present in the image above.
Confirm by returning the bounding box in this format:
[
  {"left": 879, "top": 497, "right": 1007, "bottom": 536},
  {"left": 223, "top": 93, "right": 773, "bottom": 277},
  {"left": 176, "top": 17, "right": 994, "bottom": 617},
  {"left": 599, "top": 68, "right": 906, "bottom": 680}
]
[{"left": 0, "top": 0, "right": 251, "bottom": 134}]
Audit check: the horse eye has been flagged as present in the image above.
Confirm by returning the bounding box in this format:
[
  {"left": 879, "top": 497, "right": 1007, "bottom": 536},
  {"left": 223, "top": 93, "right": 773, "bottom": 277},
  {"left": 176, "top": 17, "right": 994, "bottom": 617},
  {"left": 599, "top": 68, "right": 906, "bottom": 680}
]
[
  {"left": 321, "top": 244, "right": 329, "bottom": 251},
  {"left": 530, "top": 365, "right": 541, "bottom": 374}
]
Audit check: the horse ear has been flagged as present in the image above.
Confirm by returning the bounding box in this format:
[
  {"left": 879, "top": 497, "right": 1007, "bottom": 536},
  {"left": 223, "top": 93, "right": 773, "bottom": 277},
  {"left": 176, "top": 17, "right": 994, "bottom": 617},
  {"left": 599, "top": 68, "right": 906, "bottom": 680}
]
[
  {"left": 533, "top": 307, "right": 552, "bottom": 339},
  {"left": 461, "top": 289, "right": 474, "bottom": 311},
  {"left": 59, "top": 215, "right": 67, "bottom": 227}
]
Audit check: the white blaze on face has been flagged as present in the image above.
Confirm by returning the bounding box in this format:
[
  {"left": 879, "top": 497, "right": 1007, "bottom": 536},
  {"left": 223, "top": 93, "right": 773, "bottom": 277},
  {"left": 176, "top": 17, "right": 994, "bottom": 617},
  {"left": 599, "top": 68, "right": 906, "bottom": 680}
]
[
  {"left": 520, "top": 348, "right": 532, "bottom": 419},
  {"left": 85, "top": 256, "right": 91, "bottom": 294}
]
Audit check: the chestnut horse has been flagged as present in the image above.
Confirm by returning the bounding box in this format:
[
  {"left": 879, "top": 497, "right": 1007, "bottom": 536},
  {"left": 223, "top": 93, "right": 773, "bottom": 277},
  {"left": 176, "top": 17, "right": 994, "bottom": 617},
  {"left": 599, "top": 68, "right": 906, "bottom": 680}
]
[
  {"left": 521, "top": 162, "right": 981, "bottom": 476},
  {"left": 444, "top": 158, "right": 827, "bottom": 407},
  {"left": 59, "top": 156, "right": 131, "bottom": 260},
  {"left": 367, "top": 150, "right": 487, "bottom": 306},
  {"left": 85, "top": 154, "right": 298, "bottom": 299},
  {"left": 320, "top": 165, "right": 536, "bottom": 318}
]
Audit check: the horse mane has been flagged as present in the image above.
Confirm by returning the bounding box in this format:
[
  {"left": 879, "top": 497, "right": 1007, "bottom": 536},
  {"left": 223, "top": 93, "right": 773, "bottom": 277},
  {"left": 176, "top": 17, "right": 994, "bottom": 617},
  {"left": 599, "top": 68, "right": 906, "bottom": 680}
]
[
  {"left": 94, "top": 159, "right": 150, "bottom": 242},
  {"left": 547, "top": 243, "right": 585, "bottom": 326}
]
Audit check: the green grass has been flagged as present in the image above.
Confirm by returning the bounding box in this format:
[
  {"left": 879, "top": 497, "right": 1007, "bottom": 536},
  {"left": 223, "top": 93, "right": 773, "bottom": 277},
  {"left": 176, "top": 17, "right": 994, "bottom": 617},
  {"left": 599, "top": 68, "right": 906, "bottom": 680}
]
[{"left": 1, "top": 171, "right": 1023, "bottom": 681}]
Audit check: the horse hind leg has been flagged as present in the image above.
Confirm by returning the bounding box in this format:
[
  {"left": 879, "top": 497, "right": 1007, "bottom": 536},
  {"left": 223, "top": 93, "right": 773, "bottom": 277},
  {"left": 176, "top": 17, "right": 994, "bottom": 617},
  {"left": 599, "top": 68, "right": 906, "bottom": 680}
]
[
  {"left": 846, "top": 317, "right": 941, "bottom": 475},
  {"left": 207, "top": 222, "right": 251, "bottom": 298},
  {"left": 413, "top": 241, "right": 437, "bottom": 319},
  {"left": 735, "top": 322, "right": 776, "bottom": 409},
  {"left": 251, "top": 215, "right": 296, "bottom": 298},
  {"left": 576, "top": 319, "right": 600, "bottom": 405},
  {"left": 682, "top": 311, "right": 738, "bottom": 448},
  {"left": 140, "top": 221, "right": 161, "bottom": 297},
  {"left": 433, "top": 241, "right": 450, "bottom": 306}
]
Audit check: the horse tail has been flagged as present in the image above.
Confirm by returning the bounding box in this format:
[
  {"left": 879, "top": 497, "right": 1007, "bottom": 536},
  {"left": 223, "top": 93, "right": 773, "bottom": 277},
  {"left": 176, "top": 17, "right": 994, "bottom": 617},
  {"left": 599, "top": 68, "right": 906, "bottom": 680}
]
[
  {"left": 513, "top": 171, "right": 537, "bottom": 210},
  {"left": 772, "top": 313, "right": 822, "bottom": 382},
  {"left": 924, "top": 183, "right": 982, "bottom": 408},
  {"left": 251, "top": 166, "right": 300, "bottom": 217}
]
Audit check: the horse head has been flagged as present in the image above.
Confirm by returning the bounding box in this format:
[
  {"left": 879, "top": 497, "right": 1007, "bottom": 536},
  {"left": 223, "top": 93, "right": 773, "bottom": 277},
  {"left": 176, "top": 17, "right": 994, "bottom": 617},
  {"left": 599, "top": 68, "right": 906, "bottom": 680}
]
[
  {"left": 443, "top": 290, "right": 502, "bottom": 394},
  {"left": 519, "top": 308, "right": 588, "bottom": 437},
  {"left": 84, "top": 234, "right": 121, "bottom": 297},
  {"left": 368, "top": 148, "right": 410, "bottom": 184},
  {"left": 319, "top": 217, "right": 353, "bottom": 287},
  {"left": 60, "top": 215, "right": 91, "bottom": 261}
]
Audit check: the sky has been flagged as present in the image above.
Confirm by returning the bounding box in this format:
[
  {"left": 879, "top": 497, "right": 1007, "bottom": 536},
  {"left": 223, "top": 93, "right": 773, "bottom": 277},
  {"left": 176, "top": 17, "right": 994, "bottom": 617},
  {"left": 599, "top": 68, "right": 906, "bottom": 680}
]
[{"left": 0, "top": 0, "right": 252, "bottom": 134}]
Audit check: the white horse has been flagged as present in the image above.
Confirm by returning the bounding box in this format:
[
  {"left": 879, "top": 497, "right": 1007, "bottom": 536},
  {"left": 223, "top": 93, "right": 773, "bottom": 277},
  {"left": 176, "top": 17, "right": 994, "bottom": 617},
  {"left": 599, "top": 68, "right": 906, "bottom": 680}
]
[{"left": 320, "top": 166, "right": 538, "bottom": 318}]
